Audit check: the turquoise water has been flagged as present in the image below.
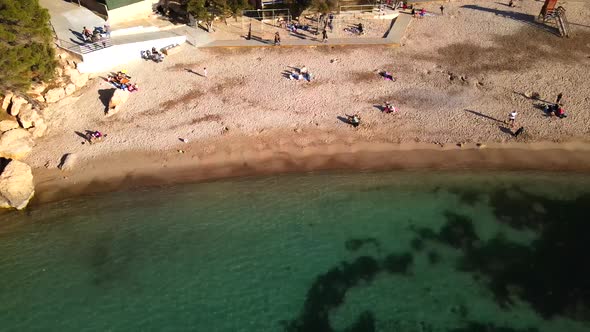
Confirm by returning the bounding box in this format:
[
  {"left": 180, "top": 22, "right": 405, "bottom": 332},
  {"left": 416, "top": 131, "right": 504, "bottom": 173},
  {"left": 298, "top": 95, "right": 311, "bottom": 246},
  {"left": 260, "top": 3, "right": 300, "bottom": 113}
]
[{"left": 1, "top": 171, "right": 590, "bottom": 332}]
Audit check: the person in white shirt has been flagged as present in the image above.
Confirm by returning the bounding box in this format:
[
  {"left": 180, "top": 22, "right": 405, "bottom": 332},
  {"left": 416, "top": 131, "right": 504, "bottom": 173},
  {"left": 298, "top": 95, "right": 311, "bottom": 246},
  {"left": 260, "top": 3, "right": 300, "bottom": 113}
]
[{"left": 509, "top": 111, "right": 517, "bottom": 127}]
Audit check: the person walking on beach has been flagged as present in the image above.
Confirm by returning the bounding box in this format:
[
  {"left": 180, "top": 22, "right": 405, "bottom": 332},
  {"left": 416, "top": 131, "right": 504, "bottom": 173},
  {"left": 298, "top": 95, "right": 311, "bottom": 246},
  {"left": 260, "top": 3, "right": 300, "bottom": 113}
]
[
  {"left": 440, "top": 5, "right": 444, "bottom": 15},
  {"left": 322, "top": 29, "right": 328, "bottom": 43},
  {"left": 274, "top": 32, "right": 281, "bottom": 46},
  {"left": 556, "top": 92, "right": 563, "bottom": 105},
  {"left": 203, "top": 67, "right": 208, "bottom": 78},
  {"left": 508, "top": 110, "right": 517, "bottom": 128}
]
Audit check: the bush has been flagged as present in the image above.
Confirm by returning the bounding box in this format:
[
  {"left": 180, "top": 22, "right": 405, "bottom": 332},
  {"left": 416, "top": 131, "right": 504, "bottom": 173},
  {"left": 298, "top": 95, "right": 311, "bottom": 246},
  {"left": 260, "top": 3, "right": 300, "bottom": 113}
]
[{"left": 0, "top": 0, "right": 56, "bottom": 92}]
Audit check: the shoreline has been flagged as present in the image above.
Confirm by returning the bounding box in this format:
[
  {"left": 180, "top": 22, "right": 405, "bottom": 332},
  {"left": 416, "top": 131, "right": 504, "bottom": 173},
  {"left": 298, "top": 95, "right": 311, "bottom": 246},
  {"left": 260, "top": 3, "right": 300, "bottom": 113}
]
[{"left": 30, "top": 131, "right": 590, "bottom": 206}]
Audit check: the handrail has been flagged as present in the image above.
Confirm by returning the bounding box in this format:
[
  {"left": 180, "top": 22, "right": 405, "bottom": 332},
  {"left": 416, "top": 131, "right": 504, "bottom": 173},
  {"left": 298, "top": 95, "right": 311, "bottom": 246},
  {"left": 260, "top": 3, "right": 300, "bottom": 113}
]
[{"left": 55, "top": 37, "right": 114, "bottom": 55}]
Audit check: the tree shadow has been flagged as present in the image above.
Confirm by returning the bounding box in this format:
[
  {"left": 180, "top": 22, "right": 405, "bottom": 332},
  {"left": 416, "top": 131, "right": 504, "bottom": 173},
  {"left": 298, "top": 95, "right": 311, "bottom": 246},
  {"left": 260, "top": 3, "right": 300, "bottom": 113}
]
[
  {"left": 98, "top": 88, "right": 116, "bottom": 113},
  {"left": 461, "top": 4, "right": 559, "bottom": 36},
  {"left": 464, "top": 109, "right": 504, "bottom": 123}
]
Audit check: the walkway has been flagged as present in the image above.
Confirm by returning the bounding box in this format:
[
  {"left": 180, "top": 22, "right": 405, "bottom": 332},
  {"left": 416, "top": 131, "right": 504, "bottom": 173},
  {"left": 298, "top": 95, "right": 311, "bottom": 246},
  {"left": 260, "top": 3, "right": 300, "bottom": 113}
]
[
  {"left": 201, "top": 13, "right": 412, "bottom": 48},
  {"left": 39, "top": 0, "right": 105, "bottom": 44}
]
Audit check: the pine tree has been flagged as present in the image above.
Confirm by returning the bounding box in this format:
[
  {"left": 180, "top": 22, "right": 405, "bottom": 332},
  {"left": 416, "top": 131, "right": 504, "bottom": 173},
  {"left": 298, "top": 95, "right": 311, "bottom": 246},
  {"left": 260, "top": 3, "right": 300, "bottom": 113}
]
[{"left": 0, "top": 0, "right": 56, "bottom": 92}]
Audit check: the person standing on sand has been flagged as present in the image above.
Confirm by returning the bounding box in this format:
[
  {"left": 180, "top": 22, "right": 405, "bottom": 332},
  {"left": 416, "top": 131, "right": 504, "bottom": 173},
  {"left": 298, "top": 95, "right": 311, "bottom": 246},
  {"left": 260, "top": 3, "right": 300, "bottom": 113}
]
[
  {"left": 440, "top": 5, "right": 444, "bottom": 15},
  {"left": 274, "top": 32, "right": 281, "bottom": 46},
  {"left": 508, "top": 110, "right": 517, "bottom": 127},
  {"left": 322, "top": 29, "right": 328, "bottom": 43},
  {"left": 203, "top": 67, "right": 207, "bottom": 78}
]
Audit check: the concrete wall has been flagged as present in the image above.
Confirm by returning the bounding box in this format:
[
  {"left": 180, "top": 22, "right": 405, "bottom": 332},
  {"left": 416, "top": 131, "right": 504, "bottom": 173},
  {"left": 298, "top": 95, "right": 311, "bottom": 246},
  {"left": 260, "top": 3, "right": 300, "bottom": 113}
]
[
  {"left": 107, "top": 0, "right": 159, "bottom": 25},
  {"left": 77, "top": 35, "right": 186, "bottom": 73}
]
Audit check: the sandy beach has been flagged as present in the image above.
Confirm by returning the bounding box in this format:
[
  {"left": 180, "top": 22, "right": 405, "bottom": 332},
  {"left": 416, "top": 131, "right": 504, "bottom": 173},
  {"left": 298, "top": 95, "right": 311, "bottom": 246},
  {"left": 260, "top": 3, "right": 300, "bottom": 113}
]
[{"left": 24, "top": 0, "right": 590, "bottom": 203}]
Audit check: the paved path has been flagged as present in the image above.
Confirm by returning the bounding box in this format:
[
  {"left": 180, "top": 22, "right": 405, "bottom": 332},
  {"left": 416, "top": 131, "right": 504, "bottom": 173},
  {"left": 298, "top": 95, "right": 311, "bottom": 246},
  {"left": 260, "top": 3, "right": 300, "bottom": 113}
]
[
  {"left": 201, "top": 13, "right": 413, "bottom": 48},
  {"left": 40, "top": 0, "right": 105, "bottom": 44}
]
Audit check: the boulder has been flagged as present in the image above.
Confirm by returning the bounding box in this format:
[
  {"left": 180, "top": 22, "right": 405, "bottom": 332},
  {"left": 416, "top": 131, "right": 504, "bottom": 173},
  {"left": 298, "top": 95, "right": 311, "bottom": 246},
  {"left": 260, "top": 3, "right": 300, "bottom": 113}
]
[
  {"left": 65, "top": 83, "right": 76, "bottom": 96},
  {"left": 65, "top": 67, "right": 88, "bottom": 88},
  {"left": 8, "top": 95, "right": 27, "bottom": 116},
  {"left": 0, "top": 158, "right": 35, "bottom": 210},
  {"left": 0, "top": 120, "right": 19, "bottom": 133},
  {"left": 44, "top": 87, "right": 65, "bottom": 103},
  {"left": 29, "top": 82, "right": 47, "bottom": 95},
  {"left": 58, "top": 153, "right": 77, "bottom": 171},
  {"left": 1, "top": 91, "right": 13, "bottom": 111},
  {"left": 106, "top": 89, "right": 130, "bottom": 117},
  {"left": 17, "top": 106, "right": 41, "bottom": 129},
  {"left": 30, "top": 93, "right": 45, "bottom": 103},
  {"left": 28, "top": 118, "right": 47, "bottom": 138},
  {"left": 0, "top": 128, "right": 34, "bottom": 159}
]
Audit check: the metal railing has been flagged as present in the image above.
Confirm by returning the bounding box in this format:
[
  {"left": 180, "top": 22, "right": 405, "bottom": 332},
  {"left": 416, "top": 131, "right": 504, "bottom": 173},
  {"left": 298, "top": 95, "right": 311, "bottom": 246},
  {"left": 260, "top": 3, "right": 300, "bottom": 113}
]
[{"left": 55, "top": 37, "right": 114, "bottom": 55}]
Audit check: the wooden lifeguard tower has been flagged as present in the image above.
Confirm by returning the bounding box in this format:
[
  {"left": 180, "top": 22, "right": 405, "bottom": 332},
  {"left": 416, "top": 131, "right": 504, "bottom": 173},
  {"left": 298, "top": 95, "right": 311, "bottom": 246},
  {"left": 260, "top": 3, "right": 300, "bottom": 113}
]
[{"left": 538, "top": 0, "right": 570, "bottom": 37}]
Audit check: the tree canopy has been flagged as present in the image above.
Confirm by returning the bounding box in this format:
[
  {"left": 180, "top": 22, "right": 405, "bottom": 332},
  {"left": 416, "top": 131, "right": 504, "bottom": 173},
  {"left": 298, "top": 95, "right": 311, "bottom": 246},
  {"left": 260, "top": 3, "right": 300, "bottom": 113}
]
[{"left": 0, "top": 0, "right": 56, "bottom": 92}]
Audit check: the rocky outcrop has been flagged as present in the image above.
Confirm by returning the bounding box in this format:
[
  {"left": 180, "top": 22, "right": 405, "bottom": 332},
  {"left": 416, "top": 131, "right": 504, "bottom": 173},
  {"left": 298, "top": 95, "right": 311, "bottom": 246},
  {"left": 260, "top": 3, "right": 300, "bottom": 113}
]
[
  {"left": 65, "top": 67, "right": 88, "bottom": 88},
  {"left": 107, "top": 89, "right": 130, "bottom": 117},
  {"left": 0, "top": 158, "right": 35, "bottom": 210},
  {"left": 44, "top": 87, "right": 66, "bottom": 103},
  {"left": 0, "top": 128, "right": 34, "bottom": 159},
  {"left": 28, "top": 118, "right": 47, "bottom": 138},
  {"left": 1, "top": 92, "right": 13, "bottom": 111},
  {"left": 0, "top": 120, "right": 19, "bottom": 133},
  {"left": 58, "top": 153, "right": 77, "bottom": 171},
  {"left": 17, "top": 106, "right": 41, "bottom": 129},
  {"left": 65, "top": 83, "right": 76, "bottom": 96},
  {"left": 8, "top": 95, "right": 27, "bottom": 116}
]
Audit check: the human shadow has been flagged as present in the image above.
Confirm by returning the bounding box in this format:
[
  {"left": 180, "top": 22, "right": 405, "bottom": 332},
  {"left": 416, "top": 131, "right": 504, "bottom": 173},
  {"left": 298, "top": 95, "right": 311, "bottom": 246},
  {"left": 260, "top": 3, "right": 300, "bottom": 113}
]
[
  {"left": 461, "top": 4, "right": 559, "bottom": 36},
  {"left": 185, "top": 68, "right": 204, "bottom": 77},
  {"left": 250, "top": 35, "right": 273, "bottom": 45},
  {"left": 464, "top": 109, "right": 504, "bottom": 123},
  {"left": 513, "top": 91, "right": 552, "bottom": 104},
  {"left": 373, "top": 104, "right": 386, "bottom": 112},
  {"left": 337, "top": 116, "right": 351, "bottom": 124},
  {"left": 75, "top": 131, "right": 90, "bottom": 143},
  {"left": 69, "top": 28, "right": 86, "bottom": 43},
  {"left": 282, "top": 70, "right": 293, "bottom": 79},
  {"left": 98, "top": 88, "right": 116, "bottom": 113},
  {"left": 499, "top": 126, "right": 514, "bottom": 136}
]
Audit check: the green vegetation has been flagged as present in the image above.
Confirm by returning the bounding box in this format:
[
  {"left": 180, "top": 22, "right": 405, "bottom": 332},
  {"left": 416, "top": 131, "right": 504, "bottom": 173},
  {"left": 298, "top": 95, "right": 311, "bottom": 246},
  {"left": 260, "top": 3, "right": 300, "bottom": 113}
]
[
  {"left": 0, "top": 0, "right": 56, "bottom": 92},
  {"left": 185, "top": 0, "right": 250, "bottom": 31}
]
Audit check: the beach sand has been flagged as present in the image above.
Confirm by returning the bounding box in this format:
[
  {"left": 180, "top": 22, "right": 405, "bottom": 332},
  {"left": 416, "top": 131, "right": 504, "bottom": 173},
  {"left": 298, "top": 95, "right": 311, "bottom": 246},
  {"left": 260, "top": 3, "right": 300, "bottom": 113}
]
[{"left": 25, "top": 0, "right": 590, "bottom": 203}]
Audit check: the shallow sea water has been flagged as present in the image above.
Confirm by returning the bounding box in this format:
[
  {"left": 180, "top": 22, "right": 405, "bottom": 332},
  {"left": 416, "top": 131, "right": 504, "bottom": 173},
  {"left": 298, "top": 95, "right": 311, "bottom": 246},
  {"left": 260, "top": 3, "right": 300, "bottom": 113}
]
[{"left": 1, "top": 171, "right": 589, "bottom": 332}]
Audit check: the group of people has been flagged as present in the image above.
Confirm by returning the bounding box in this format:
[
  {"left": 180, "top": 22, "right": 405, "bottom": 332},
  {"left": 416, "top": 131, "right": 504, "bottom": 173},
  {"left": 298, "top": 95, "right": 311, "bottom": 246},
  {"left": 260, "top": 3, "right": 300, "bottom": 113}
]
[
  {"left": 81, "top": 25, "right": 110, "bottom": 43},
  {"left": 289, "top": 66, "right": 313, "bottom": 81},
  {"left": 141, "top": 47, "right": 165, "bottom": 62},
  {"left": 107, "top": 71, "right": 139, "bottom": 92},
  {"left": 344, "top": 23, "right": 364, "bottom": 36}
]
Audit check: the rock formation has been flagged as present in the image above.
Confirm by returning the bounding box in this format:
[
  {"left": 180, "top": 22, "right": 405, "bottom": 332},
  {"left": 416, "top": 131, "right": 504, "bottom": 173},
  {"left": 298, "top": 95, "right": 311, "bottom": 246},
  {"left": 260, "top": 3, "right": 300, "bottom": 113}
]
[
  {"left": 58, "top": 153, "right": 77, "bottom": 171},
  {"left": 44, "top": 87, "right": 66, "bottom": 103},
  {"left": 0, "top": 128, "right": 34, "bottom": 159},
  {"left": 0, "top": 158, "right": 35, "bottom": 210},
  {"left": 0, "top": 120, "right": 19, "bottom": 133},
  {"left": 107, "top": 89, "right": 130, "bottom": 116}
]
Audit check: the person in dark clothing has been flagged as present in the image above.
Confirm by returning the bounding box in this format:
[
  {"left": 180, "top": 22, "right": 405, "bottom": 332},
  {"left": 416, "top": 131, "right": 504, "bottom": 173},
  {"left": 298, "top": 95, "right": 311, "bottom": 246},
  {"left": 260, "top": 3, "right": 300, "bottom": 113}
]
[
  {"left": 322, "top": 29, "right": 328, "bottom": 43},
  {"left": 274, "top": 32, "right": 281, "bottom": 46},
  {"left": 440, "top": 5, "right": 444, "bottom": 15}
]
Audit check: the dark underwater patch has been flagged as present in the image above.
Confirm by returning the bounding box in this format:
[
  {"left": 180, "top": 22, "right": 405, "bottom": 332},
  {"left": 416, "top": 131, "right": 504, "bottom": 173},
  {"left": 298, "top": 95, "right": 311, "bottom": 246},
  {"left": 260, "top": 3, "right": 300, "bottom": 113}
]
[{"left": 345, "top": 237, "right": 381, "bottom": 252}]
